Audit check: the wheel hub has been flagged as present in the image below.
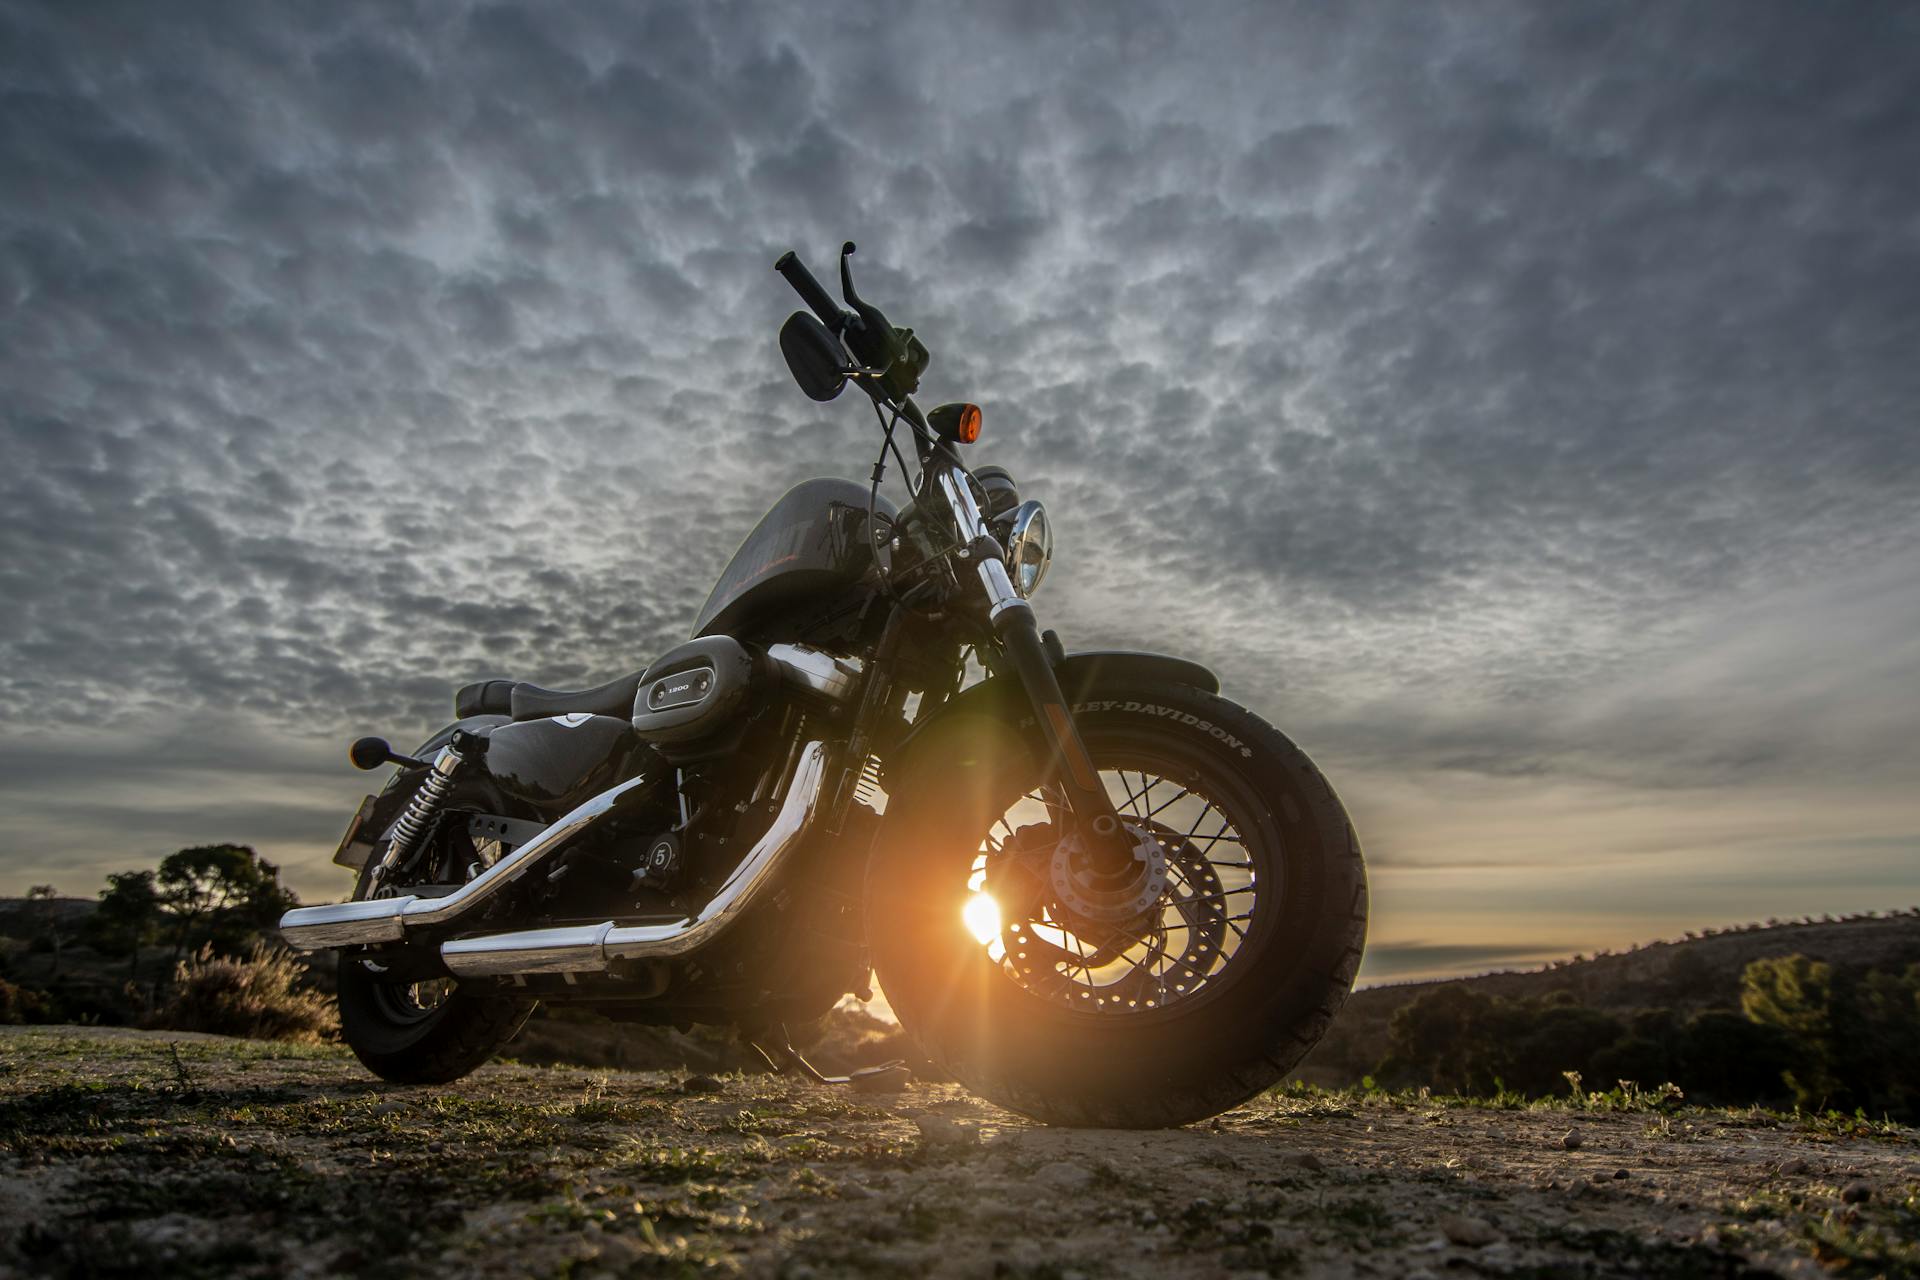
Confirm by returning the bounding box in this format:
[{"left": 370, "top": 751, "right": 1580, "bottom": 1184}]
[{"left": 1047, "top": 821, "right": 1169, "bottom": 925}]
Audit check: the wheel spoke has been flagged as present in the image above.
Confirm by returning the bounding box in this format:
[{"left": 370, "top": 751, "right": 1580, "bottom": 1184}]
[{"left": 991, "top": 760, "right": 1261, "bottom": 1015}]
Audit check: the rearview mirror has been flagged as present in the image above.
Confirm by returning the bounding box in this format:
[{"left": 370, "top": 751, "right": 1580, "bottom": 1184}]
[{"left": 779, "top": 312, "right": 848, "bottom": 402}]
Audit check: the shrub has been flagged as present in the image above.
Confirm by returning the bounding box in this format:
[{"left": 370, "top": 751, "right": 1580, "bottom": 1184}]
[
  {"left": 0, "top": 976, "right": 57, "bottom": 1025},
  {"left": 146, "top": 945, "right": 337, "bottom": 1044}
]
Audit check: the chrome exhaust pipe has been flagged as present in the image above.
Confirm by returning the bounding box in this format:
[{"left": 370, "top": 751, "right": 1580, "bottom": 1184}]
[
  {"left": 440, "top": 740, "right": 828, "bottom": 978},
  {"left": 277, "top": 770, "right": 661, "bottom": 951}
]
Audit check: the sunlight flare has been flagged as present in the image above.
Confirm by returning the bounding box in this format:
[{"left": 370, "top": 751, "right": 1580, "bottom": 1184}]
[{"left": 962, "top": 890, "right": 1002, "bottom": 945}]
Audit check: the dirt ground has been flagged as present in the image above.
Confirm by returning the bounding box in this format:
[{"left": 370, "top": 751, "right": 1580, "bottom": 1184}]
[{"left": 0, "top": 1027, "right": 1914, "bottom": 1278}]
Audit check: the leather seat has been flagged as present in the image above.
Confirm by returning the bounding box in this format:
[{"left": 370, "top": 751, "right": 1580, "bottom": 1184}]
[
  {"left": 508, "top": 670, "right": 647, "bottom": 722},
  {"left": 455, "top": 671, "right": 648, "bottom": 722},
  {"left": 453, "top": 679, "right": 515, "bottom": 719}
]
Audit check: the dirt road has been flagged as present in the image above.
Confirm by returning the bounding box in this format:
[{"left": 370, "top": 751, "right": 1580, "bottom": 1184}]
[{"left": 0, "top": 1027, "right": 1913, "bottom": 1277}]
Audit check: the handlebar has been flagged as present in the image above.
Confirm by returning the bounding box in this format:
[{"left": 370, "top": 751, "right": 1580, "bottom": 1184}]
[{"left": 773, "top": 251, "right": 846, "bottom": 333}]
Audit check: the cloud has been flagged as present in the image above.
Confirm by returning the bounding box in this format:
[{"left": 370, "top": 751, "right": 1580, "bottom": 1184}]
[{"left": 1, "top": 1, "right": 1916, "bottom": 963}]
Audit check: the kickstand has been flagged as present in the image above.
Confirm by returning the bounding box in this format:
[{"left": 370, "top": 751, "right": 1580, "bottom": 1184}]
[
  {"left": 746, "top": 1022, "right": 843, "bottom": 1084},
  {"left": 742, "top": 1022, "right": 910, "bottom": 1091}
]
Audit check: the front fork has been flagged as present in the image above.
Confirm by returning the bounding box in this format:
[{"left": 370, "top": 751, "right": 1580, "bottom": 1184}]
[{"left": 935, "top": 461, "right": 1132, "bottom": 871}]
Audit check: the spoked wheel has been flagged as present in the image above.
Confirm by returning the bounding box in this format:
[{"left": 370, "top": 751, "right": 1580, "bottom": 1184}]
[
  {"left": 336, "top": 780, "right": 534, "bottom": 1087},
  {"left": 970, "top": 756, "right": 1264, "bottom": 1016},
  {"left": 869, "top": 681, "right": 1367, "bottom": 1128}
]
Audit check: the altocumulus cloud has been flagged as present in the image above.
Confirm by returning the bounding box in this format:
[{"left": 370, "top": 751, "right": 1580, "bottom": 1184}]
[{"left": 1, "top": 0, "right": 1916, "bottom": 975}]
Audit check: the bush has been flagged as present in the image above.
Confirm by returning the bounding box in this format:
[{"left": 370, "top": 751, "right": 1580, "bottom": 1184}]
[
  {"left": 0, "top": 976, "right": 57, "bottom": 1025},
  {"left": 146, "top": 945, "right": 337, "bottom": 1044}
]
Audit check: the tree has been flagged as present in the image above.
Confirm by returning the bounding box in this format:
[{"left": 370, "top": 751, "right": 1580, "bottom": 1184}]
[
  {"left": 1741, "top": 955, "right": 1842, "bottom": 1110},
  {"left": 25, "top": 885, "right": 72, "bottom": 978},
  {"left": 157, "top": 845, "right": 299, "bottom": 961},
  {"left": 85, "top": 870, "right": 164, "bottom": 981}
]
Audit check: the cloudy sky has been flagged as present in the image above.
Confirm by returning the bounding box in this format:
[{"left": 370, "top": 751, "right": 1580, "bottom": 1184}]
[{"left": 3, "top": 1, "right": 1915, "bottom": 982}]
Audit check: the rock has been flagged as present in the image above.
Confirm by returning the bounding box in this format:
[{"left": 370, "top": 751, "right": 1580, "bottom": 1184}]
[
  {"left": 1841, "top": 1181, "right": 1872, "bottom": 1205},
  {"left": 1613, "top": 1168, "right": 1630, "bottom": 1180},
  {"left": 1035, "top": 1161, "right": 1094, "bottom": 1193},
  {"left": 1438, "top": 1213, "right": 1502, "bottom": 1247},
  {"left": 913, "top": 1115, "right": 979, "bottom": 1148},
  {"left": 679, "top": 1074, "right": 723, "bottom": 1094},
  {"left": 1561, "top": 1127, "right": 1584, "bottom": 1152},
  {"left": 849, "top": 1063, "right": 912, "bottom": 1093},
  {"left": 1283, "top": 1151, "right": 1327, "bottom": 1172},
  {"left": 1779, "top": 1157, "right": 1810, "bottom": 1176}
]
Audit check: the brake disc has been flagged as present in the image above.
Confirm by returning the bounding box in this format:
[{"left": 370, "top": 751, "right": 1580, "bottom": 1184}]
[{"left": 996, "top": 820, "right": 1229, "bottom": 1011}]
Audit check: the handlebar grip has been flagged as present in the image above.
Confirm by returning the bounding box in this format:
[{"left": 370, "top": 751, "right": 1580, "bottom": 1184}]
[{"left": 774, "top": 251, "right": 846, "bottom": 331}]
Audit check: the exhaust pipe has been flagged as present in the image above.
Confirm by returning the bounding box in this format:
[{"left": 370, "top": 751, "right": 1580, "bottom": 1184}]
[
  {"left": 440, "top": 741, "right": 828, "bottom": 978},
  {"left": 278, "top": 770, "right": 662, "bottom": 951}
]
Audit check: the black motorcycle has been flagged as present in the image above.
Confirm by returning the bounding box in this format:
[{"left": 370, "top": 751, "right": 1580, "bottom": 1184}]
[{"left": 281, "top": 243, "right": 1369, "bottom": 1128}]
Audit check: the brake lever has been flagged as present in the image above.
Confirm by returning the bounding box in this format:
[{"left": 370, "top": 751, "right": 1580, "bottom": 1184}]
[{"left": 838, "top": 241, "right": 864, "bottom": 307}]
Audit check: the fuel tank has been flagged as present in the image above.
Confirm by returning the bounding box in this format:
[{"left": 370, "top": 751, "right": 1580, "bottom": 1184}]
[
  {"left": 693, "top": 478, "right": 897, "bottom": 638},
  {"left": 482, "top": 713, "right": 643, "bottom": 810}
]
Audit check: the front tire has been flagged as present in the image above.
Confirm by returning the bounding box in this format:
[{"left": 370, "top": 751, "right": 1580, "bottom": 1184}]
[{"left": 868, "top": 680, "right": 1367, "bottom": 1128}]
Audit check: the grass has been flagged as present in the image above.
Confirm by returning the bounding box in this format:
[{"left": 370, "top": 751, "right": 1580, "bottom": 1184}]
[
  {"left": 1266, "top": 1076, "right": 1918, "bottom": 1140},
  {"left": 1, "top": 1026, "right": 1914, "bottom": 1279}
]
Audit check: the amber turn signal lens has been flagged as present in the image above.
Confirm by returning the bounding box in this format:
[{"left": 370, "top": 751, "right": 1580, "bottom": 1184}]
[{"left": 927, "top": 401, "right": 984, "bottom": 443}]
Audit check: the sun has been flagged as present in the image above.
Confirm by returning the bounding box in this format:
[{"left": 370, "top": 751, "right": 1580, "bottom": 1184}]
[{"left": 962, "top": 891, "right": 1001, "bottom": 945}]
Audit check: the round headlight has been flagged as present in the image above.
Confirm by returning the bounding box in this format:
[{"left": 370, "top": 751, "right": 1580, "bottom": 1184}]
[{"left": 1004, "top": 501, "right": 1052, "bottom": 598}]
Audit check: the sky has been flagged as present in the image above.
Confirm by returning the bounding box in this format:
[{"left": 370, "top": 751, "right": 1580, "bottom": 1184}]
[{"left": 2, "top": 0, "right": 1916, "bottom": 984}]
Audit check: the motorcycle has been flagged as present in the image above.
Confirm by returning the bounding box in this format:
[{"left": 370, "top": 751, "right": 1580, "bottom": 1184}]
[{"left": 280, "top": 242, "right": 1369, "bottom": 1128}]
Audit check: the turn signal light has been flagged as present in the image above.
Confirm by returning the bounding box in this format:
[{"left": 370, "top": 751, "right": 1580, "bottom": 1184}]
[{"left": 928, "top": 401, "right": 982, "bottom": 444}]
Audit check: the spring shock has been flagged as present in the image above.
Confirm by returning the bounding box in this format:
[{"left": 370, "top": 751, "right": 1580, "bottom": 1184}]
[{"left": 371, "top": 729, "right": 488, "bottom": 886}]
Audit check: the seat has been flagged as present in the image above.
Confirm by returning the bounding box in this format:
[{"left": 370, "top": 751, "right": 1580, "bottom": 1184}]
[
  {"left": 507, "top": 670, "right": 647, "bottom": 722},
  {"left": 453, "top": 679, "right": 515, "bottom": 719}
]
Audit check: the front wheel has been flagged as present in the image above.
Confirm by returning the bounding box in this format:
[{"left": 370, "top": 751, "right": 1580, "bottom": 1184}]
[{"left": 868, "top": 681, "right": 1367, "bottom": 1128}]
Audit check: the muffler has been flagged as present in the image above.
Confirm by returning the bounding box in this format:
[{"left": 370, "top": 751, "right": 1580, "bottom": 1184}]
[
  {"left": 277, "top": 770, "right": 662, "bottom": 951},
  {"left": 440, "top": 741, "right": 827, "bottom": 978}
]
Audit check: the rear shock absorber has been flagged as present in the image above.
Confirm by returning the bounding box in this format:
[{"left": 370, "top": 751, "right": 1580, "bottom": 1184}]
[{"left": 370, "top": 729, "right": 488, "bottom": 888}]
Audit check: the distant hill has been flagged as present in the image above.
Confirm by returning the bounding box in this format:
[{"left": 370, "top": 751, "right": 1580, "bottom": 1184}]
[
  {"left": 0, "top": 896, "right": 96, "bottom": 937},
  {"left": 1294, "top": 909, "right": 1920, "bottom": 1087}
]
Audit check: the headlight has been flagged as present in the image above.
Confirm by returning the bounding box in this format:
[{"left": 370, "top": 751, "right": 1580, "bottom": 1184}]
[{"left": 1004, "top": 501, "right": 1052, "bottom": 598}]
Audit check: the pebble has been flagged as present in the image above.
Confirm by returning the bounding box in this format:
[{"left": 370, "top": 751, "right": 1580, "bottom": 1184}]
[
  {"left": 1841, "top": 1181, "right": 1873, "bottom": 1205},
  {"left": 1438, "top": 1213, "right": 1503, "bottom": 1247},
  {"left": 1613, "top": 1168, "right": 1631, "bottom": 1180},
  {"left": 913, "top": 1114, "right": 980, "bottom": 1147},
  {"left": 1561, "top": 1127, "right": 1584, "bottom": 1151},
  {"left": 1035, "top": 1161, "right": 1094, "bottom": 1192},
  {"left": 679, "top": 1074, "right": 723, "bottom": 1094}
]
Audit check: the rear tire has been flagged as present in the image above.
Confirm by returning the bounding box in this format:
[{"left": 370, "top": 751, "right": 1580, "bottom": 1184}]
[
  {"left": 336, "top": 952, "right": 533, "bottom": 1085},
  {"left": 336, "top": 771, "right": 534, "bottom": 1085},
  {"left": 868, "top": 680, "right": 1367, "bottom": 1128}
]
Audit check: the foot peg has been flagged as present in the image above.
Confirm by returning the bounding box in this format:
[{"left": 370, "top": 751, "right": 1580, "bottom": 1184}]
[{"left": 744, "top": 1023, "right": 911, "bottom": 1092}]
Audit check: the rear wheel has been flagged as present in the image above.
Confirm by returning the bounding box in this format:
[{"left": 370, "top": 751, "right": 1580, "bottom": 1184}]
[
  {"left": 868, "top": 681, "right": 1367, "bottom": 1127},
  {"left": 336, "top": 776, "right": 534, "bottom": 1085}
]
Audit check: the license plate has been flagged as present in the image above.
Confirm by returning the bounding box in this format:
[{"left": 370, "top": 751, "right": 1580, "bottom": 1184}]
[{"left": 331, "top": 794, "right": 380, "bottom": 870}]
